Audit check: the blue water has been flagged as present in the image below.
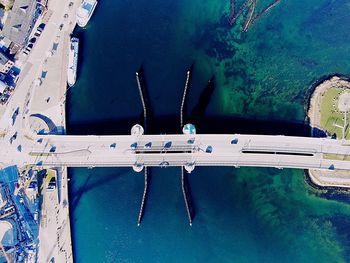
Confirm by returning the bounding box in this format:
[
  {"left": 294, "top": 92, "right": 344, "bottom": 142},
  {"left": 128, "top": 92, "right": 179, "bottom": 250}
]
[{"left": 68, "top": 0, "right": 350, "bottom": 262}]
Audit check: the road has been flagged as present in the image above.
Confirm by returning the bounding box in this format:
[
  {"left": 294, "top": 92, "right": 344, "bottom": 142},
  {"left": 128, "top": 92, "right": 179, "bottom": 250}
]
[{"left": 1, "top": 132, "right": 350, "bottom": 172}]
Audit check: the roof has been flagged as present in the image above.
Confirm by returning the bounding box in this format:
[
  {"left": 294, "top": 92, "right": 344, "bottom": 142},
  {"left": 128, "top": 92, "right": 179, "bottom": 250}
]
[
  {"left": 0, "top": 80, "right": 6, "bottom": 93},
  {"left": 0, "top": 51, "right": 9, "bottom": 65},
  {"left": 2, "top": 0, "right": 36, "bottom": 47}
]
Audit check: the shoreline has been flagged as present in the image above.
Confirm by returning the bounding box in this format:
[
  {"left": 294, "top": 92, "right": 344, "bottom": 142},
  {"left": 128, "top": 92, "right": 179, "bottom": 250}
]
[{"left": 306, "top": 75, "right": 350, "bottom": 189}]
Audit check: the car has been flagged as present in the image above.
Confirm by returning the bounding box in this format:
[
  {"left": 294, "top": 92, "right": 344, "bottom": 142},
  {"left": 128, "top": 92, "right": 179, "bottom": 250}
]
[
  {"left": 38, "top": 23, "right": 46, "bottom": 30},
  {"left": 205, "top": 145, "right": 213, "bottom": 153},
  {"left": 49, "top": 146, "right": 56, "bottom": 153},
  {"left": 29, "top": 37, "right": 37, "bottom": 43},
  {"left": 26, "top": 43, "right": 33, "bottom": 49},
  {"left": 34, "top": 31, "right": 41, "bottom": 37}
]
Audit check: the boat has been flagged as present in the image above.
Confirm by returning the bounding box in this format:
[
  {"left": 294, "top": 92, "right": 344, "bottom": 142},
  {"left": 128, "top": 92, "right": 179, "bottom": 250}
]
[
  {"left": 67, "top": 37, "right": 79, "bottom": 87},
  {"left": 76, "top": 0, "right": 98, "bottom": 27}
]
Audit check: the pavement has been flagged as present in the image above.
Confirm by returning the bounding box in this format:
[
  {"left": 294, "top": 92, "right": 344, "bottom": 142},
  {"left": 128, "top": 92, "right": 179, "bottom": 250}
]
[{"left": 0, "top": 0, "right": 81, "bottom": 261}]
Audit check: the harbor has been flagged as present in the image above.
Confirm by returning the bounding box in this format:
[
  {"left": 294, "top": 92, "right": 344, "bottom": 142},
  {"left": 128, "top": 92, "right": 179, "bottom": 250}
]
[
  {"left": 68, "top": 0, "right": 350, "bottom": 262},
  {"left": 0, "top": 0, "right": 350, "bottom": 262}
]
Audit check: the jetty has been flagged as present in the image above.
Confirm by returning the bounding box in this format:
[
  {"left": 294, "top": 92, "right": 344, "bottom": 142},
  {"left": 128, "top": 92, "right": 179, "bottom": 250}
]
[
  {"left": 180, "top": 70, "right": 191, "bottom": 128},
  {"left": 135, "top": 70, "right": 150, "bottom": 226},
  {"left": 181, "top": 167, "right": 193, "bottom": 226},
  {"left": 136, "top": 72, "right": 147, "bottom": 129},
  {"left": 137, "top": 167, "right": 148, "bottom": 226}
]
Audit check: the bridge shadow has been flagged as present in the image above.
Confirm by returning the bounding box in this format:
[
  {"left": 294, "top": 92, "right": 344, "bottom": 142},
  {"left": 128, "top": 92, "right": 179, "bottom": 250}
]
[
  {"left": 68, "top": 168, "right": 130, "bottom": 216},
  {"left": 67, "top": 71, "right": 311, "bottom": 136},
  {"left": 66, "top": 114, "right": 311, "bottom": 137},
  {"left": 190, "top": 76, "right": 215, "bottom": 124}
]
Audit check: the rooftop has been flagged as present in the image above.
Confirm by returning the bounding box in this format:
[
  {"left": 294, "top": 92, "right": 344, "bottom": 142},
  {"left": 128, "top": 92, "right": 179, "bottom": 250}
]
[
  {"left": 0, "top": 51, "right": 9, "bottom": 65},
  {"left": 2, "top": 0, "right": 36, "bottom": 47}
]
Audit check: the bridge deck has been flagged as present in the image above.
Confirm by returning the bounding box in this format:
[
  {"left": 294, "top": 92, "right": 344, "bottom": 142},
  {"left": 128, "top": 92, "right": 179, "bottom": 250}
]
[{"left": 1, "top": 133, "right": 349, "bottom": 172}]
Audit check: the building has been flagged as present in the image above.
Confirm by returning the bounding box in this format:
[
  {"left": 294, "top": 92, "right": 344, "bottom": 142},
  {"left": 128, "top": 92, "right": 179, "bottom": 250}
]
[
  {"left": 0, "top": 51, "right": 13, "bottom": 73},
  {"left": 0, "top": 0, "right": 15, "bottom": 10},
  {"left": 2, "top": 0, "right": 36, "bottom": 53}
]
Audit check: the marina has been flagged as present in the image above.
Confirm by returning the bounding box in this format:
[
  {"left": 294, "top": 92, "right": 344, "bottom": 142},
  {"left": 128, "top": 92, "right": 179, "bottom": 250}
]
[{"left": 0, "top": 0, "right": 350, "bottom": 262}]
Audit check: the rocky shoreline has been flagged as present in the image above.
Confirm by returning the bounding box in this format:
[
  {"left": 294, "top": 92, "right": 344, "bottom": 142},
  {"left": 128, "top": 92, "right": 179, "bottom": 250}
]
[{"left": 306, "top": 75, "right": 350, "bottom": 188}]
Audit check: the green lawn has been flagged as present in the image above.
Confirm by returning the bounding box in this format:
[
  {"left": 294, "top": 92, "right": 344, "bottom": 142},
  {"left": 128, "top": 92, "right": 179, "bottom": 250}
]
[{"left": 320, "top": 87, "right": 349, "bottom": 139}]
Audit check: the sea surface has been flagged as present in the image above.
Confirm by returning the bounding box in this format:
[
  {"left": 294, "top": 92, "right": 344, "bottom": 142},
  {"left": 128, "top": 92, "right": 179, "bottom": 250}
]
[{"left": 67, "top": 0, "right": 350, "bottom": 262}]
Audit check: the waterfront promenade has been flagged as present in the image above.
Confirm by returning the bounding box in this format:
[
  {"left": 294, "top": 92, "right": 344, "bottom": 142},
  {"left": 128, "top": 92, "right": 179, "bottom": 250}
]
[{"left": 0, "top": 0, "right": 80, "bottom": 261}]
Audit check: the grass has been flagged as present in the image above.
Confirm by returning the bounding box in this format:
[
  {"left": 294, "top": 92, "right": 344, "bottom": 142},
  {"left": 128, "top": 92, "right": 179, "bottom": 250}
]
[
  {"left": 323, "top": 153, "right": 350, "bottom": 161},
  {"left": 319, "top": 87, "right": 350, "bottom": 139}
]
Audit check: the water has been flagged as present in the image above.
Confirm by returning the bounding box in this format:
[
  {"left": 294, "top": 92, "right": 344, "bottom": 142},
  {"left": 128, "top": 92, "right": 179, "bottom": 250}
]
[{"left": 67, "top": 0, "right": 350, "bottom": 262}]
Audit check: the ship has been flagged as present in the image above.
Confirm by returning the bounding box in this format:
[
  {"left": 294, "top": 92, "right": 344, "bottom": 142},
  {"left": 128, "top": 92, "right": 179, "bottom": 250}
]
[
  {"left": 67, "top": 37, "right": 79, "bottom": 87},
  {"left": 76, "top": 0, "right": 98, "bottom": 27}
]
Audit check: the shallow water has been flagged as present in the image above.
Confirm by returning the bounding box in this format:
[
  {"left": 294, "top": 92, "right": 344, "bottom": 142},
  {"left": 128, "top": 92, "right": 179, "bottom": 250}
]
[{"left": 68, "top": 0, "right": 350, "bottom": 262}]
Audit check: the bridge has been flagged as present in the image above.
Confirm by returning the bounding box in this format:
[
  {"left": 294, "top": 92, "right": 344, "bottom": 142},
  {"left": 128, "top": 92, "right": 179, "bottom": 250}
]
[{"left": 2, "top": 124, "right": 350, "bottom": 173}]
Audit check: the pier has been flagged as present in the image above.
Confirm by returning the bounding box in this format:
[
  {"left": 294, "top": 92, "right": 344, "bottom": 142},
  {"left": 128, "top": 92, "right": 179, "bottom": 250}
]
[
  {"left": 136, "top": 72, "right": 147, "bottom": 130},
  {"left": 181, "top": 167, "right": 193, "bottom": 226},
  {"left": 180, "top": 70, "right": 191, "bottom": 128},
  {"left": 137, "top": 167, "right": 148, "bottom": 226},
  {"left": 136, "top": 70, "right": 150, "bottom": 226}
]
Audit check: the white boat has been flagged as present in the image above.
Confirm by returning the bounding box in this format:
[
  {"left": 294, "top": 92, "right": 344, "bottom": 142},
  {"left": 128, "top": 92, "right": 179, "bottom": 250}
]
[
  {"left": 67, "top": 37, "right": 79, "bottom": 87},
  {"left": 76, "top": 0, "right": 98, "bottom": 27}
]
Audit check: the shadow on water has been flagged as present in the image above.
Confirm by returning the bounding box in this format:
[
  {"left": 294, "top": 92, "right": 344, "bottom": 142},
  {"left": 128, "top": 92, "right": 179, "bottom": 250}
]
[
  {"left": 67, "top": 72, "right": 311, "bottom": 136},
  {"left": 181, "top": 63, "right": 194, "bottom": 127},
  {"left": 69, "top": 168, "right": 130, "bottom": 214},
  {"left": 137, "top": 64, "right": 153, "bottom": 129},
  {"left": 190, "top": 76, "right": 215, "bottom": 123},
  {"left": 67, "top": 114, "right": 311, "bottom": 137}
]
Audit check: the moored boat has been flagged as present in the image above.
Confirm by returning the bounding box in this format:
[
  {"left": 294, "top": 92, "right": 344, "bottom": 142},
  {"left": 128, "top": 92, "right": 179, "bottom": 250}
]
[
  {"left": 76, "top": 0, "right": 98, "bottom": 27},
  {"left": 67, "top": 37, "right": 79, "bottom": 87}
]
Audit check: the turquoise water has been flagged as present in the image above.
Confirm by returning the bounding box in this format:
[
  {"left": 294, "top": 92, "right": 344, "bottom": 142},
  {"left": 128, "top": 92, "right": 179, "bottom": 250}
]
[{"left": 68, "top": 0, "right": 350, "bottom": 262}]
